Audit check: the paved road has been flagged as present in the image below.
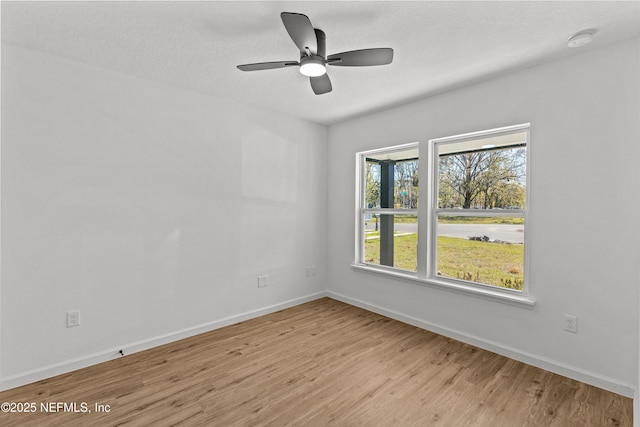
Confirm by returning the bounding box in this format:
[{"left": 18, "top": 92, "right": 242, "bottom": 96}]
[
  {"left": 435, "top": 223, "right": 524, "bottom": 243},
  {"left": 366, "top": 221, "right": 524, "bottom": 243}
]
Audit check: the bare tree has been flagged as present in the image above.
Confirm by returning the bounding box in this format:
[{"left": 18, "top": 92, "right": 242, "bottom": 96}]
[
  {"left": 439, "top": 147, "right": 525, "bottom": 209},
  {"left": 365, "top": 161, "right": 381, "bottom": 208},
  {"left": 395, "top": 160, "right": 419, "bottom": 208}
]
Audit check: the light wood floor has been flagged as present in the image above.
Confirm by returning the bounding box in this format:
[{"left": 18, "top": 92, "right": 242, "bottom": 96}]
[{"left": 0, "top": 297, "right": 632, "bottom": 426}]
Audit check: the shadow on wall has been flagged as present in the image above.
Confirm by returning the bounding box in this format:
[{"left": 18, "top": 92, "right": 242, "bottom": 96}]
[{"left": 239, "top": 130, "right": 298, "bottom": 273}]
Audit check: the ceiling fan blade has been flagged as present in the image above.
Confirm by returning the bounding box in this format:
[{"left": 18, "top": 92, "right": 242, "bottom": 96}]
[
  {"left": 327, "top": 48, "right": 394, "bottom": 66},
  {"left": 310, "top": 74, "right": 332, "bottom": 95},
  {"left": 237, "top": 61, "right": 298, "bottom": 72},
  {"left": 281, "top": 12, "right": 317, "bottom": 55}
]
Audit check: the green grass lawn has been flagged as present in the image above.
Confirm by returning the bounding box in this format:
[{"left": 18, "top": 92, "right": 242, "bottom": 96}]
[
  {"left": 364, "top": 234, "right": 524, "bottom": 290},
  {"left": 438, "top": 216, "right": 524, "bottom": 225}
]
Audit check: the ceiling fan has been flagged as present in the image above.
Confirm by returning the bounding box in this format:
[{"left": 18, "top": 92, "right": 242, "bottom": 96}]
[{"left": 237, "top": 12, "right": 394, "bottom": 95}]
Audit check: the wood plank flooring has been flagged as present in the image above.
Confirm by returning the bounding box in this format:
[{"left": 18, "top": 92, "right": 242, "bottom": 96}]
[{"left": 0, "top": 297, "right": 632, "bottom": 426}]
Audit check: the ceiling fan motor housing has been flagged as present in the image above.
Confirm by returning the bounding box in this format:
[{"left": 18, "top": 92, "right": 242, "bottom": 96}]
[{"left": 299, "top": 29, "right": 327, "bottom": 77}]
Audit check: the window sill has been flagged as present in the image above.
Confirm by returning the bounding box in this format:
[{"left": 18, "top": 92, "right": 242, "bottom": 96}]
[{"left": 351, "top": 263, "right": 536, "bottom": 308}]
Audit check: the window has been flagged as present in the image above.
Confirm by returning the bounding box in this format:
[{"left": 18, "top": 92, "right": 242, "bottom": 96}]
[
  {"left": 356, "top": 143, "right": 419, "bottom": 272},
  {"left": 429, "top": 126, "right": 528, "bottom": 292},
  {"left": 355, "top": 124, "right": 530, "bottom": 303}
]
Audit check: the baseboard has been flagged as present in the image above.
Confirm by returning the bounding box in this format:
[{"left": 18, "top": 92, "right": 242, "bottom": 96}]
[
  {"left": 0, "top": 291, "right": 328, "bottom": 392},
  {"left": 635, "top": 388, "right": 639, "bottom": 427},
  {"left": 2, "top": 289, "right": 634, "bottom": 400},
  {"left": 327, "top": 291, "right": 635, "bottom": 398}
]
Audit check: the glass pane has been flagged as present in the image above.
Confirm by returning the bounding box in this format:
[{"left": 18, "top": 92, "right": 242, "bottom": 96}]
[
  {"left": 363, "top": 213, "right": 417, "bottom": 272},
  {"left": 365, "top": 152, "right": 419, "bottom": 209},
  {"left": 438, "top": 145, "right": 526, "bottom": 209},
  {"left": 394, "top": 159, "right": 419, "bottom": 209},
  {"left": 436, "top": 215, "right": 524, "bottom": 290},
  {"left": 364, "top": 161, "right": 381, "bottom": 208}
]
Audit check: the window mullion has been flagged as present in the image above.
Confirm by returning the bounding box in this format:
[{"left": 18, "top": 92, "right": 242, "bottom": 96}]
[{"left": 417, "top": 139, "right": 431, "bottom": 278}]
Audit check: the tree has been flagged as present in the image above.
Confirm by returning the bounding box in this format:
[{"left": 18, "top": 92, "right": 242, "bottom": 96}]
[
  {"left": 365, "top": 159, "right": 419, "bottom": 209},
  {"left": 439, "top": 147, "right": 525, "bottom": 209},
  {"left": 365, "top": 162, "right": 380, "bottom": 208},
  {"left": 394, "top": 160, "right": 419, "bottom": 208}
]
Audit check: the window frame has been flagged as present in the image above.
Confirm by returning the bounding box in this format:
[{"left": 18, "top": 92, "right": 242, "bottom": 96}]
[
  {"left": 354, "top": 124, "right": 533, "bottom": 307},
  {"left": 355, "top": 142, "right": 419, "bottom": 274}
]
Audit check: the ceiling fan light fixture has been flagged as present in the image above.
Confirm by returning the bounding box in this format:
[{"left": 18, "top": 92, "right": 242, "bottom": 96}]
[{"left": 299, "top": 56, "right": 326, "bottom": 77}]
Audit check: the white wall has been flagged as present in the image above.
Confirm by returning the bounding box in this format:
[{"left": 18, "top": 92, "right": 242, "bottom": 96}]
[
  {"left": 327, "top": 38, "right": 640, "bottom": 396},
  {"left": 0, "top": 44, "right": 328, "bottom": 388},
  {"left": 2, "top": 36, "right": 638, "bottom": 401}
]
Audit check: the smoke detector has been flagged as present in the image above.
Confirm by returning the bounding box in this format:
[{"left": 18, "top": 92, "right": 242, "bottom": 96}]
[{"left": 567, "top": 31, "right": 594, "bottom": 48}]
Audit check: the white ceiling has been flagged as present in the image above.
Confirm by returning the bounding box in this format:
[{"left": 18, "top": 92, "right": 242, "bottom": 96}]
[{"left": 2, "top": 1, "right": 639, "bottom": 125}]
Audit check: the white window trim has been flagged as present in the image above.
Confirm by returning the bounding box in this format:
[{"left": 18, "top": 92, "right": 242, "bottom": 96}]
[
  {"left": 354, "top": 124, "right": 534, "bottom": 307},
  {"left": 351, "top": 263, "right": 535, "bottom": 307},
  {"left": 355, "top": 142, "right": 419, "bottom": 272}
]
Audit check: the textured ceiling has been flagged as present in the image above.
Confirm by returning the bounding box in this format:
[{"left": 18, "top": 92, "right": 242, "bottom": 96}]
[{"left": 2, "top": 1, "right": 639, "bottom": 125}]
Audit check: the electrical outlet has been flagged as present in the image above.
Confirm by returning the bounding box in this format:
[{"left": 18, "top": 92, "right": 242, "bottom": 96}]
[
  {"left": 67, "top": 310, "right": 81, "bottom": 328},
  {"left": 563, "top": 314, "right": 577, "bottom": 333},
  {"left": 305, "top": 266, "right": 317, "bottom": 277},
  {"left": 258, "top": 275, "right": 268, "bottom": 288}
]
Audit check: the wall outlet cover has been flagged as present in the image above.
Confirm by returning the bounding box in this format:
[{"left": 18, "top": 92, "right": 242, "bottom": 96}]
[
  {"left": 563, "top": 314, "right": 577, "bottom": 333},
  {"left": 258, "top": 275, "right": 268, "bottom": 288},
  {"left": 67, "top": 310, "right": 81, "bottom": 328}
]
